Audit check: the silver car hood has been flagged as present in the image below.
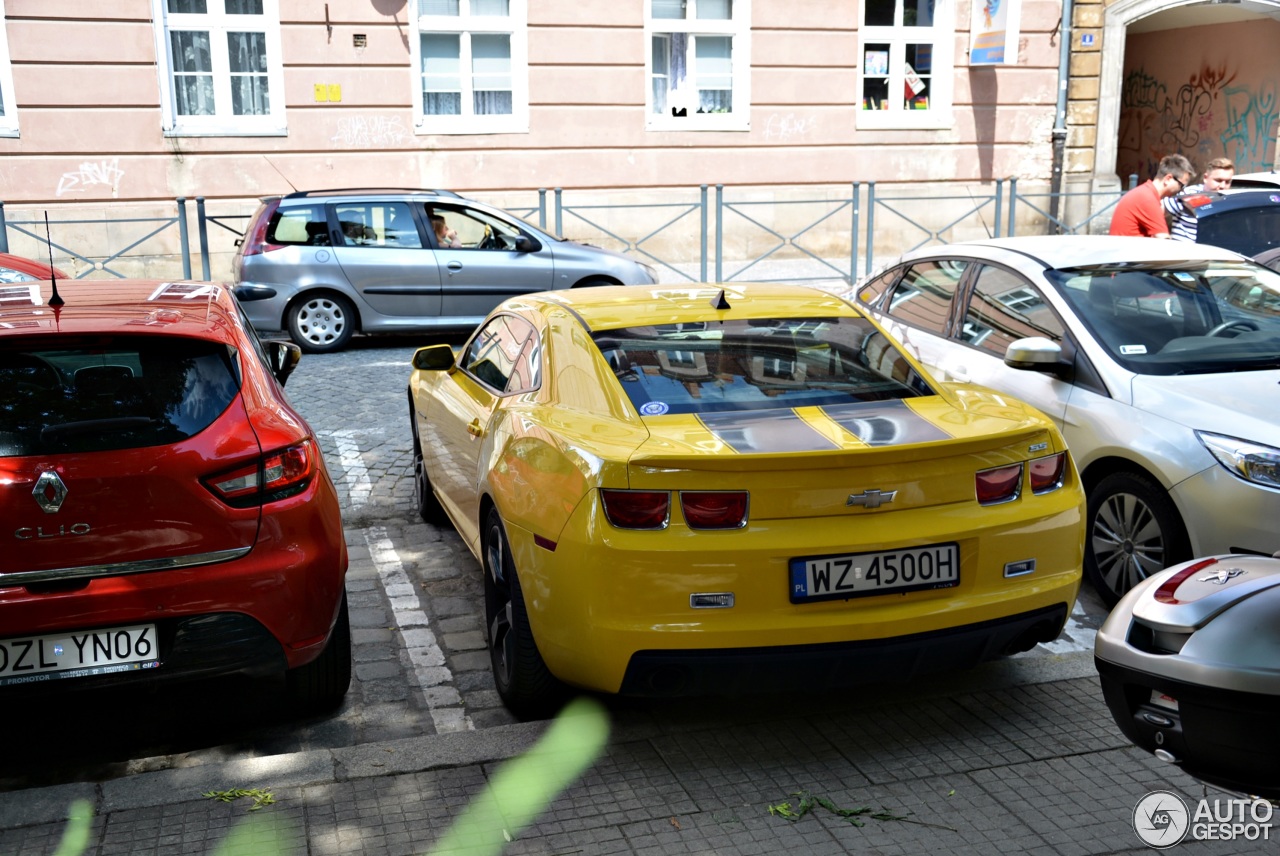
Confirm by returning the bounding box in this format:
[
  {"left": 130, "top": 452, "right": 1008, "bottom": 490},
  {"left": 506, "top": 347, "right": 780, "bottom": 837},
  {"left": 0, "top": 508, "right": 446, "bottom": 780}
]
[{"left": 1132, "top": 369, "right": 1280, "bottom": 445}]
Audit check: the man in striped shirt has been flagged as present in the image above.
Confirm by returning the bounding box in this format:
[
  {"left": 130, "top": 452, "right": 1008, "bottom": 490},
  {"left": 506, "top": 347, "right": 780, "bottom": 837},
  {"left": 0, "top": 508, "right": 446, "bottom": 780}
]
[{"left": 1163, "top": 157, "right": 1235, "bottom": 242}]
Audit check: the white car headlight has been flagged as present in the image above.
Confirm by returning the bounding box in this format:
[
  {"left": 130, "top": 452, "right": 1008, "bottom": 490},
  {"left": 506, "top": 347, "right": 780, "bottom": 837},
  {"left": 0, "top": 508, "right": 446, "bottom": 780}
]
[{"left": 1197, "top": 431, "right": 1280, "bottom": 488}]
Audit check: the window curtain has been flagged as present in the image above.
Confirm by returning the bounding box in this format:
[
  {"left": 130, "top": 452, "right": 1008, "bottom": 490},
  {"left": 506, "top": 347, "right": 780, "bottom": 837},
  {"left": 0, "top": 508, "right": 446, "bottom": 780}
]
[{"left": 228, "top": 31, "right": 270, "bottom": 115}]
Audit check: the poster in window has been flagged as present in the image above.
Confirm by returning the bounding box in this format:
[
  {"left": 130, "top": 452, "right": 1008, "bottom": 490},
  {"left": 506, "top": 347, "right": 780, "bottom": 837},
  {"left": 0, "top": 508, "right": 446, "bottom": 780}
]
[
  {"left": 864, "top": 50, "right": 889, "bottom": 76},
  {"left": 969, "top": 0, "right": 1021, "bottom": 65}
]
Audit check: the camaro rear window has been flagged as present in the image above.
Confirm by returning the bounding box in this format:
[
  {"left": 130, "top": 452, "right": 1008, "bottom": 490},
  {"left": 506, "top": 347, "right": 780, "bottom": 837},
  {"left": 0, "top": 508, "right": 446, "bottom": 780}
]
[
  {"left": 593, "top": 316, "right": 936, "bottom": 415},
  {"left": 0, "top": 337, "right": 240, "bottom": 457}
]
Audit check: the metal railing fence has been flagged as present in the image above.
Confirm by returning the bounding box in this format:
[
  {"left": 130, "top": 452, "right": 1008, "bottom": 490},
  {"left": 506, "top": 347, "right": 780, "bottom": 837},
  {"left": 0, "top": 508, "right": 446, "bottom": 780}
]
[{"left": 0, "top": 179, "right": 1139, "bottom": 287}]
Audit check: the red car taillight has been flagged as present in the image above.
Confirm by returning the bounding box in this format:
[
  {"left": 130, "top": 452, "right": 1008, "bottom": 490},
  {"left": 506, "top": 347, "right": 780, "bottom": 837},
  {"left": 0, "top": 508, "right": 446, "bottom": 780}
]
[
  {"left": 600, "top": 490, "right": 670, "bottom": 529},
  {"left": 1029, "top": 452, "right": 1067, "bottom": 494},
  {"left": 975, "top": 463, "right": 1023, "bottom": 505},
  {"left": 240, "top": 198, "right": 283, "bottom": 257},
  {"left": 680, "top": 491, "right": 749, "bottom": 530},
  {"left": 205, "top": 440, "right": 317, "bottom": 508}
]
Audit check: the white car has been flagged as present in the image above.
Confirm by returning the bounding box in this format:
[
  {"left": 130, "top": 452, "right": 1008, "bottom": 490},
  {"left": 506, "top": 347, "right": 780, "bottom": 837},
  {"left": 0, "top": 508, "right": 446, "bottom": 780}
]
[{"left": 851, "top": 235, "right": 1280, "bottom": 605}]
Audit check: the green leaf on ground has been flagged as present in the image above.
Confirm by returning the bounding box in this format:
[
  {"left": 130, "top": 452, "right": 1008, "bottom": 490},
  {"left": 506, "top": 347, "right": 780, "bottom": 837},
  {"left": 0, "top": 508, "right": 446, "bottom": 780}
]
[{"left": 203, "top": 788, "right": 277, "bottom": 812}]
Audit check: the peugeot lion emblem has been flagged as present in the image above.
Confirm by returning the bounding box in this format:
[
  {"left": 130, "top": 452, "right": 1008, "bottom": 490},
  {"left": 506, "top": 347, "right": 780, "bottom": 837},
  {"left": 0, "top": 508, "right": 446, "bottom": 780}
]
[
  {"left": 847, "top": 489, "right": 897, "bottom": 509},
  {"left": 1197, "top": 568, "right": 1245, "bottom": 585},
  {"left": 33, "top": 471, "right": 68, "bottom": 514}
]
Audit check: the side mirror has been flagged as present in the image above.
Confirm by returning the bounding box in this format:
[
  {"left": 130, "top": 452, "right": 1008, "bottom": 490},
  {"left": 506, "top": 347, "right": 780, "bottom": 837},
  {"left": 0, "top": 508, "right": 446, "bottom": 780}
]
[
  {"left": 1004, "top": 337, "right": 1069, "bottom": 377},
  {"left": 412, "top": 344, "right": 457, "bottom": 371},
  {"left": 514, "top": 234, "right": 542, "bottom": 254},
  {"left": 264, "top": 340, "right": 302, "bottom": 386}
]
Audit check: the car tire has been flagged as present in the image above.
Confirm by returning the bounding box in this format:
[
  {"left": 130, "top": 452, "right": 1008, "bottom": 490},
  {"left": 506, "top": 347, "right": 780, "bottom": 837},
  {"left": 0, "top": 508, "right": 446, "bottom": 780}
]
[
  {"left": 573, "top": 277, "right": 619, "bottom": 289},
  {"left": 1085, "top": 471, "right": 1191, "bottom": 607},
  {"left": 287, "top": 293, "right": 356, "bottom": 353},
  {"left": 286, "top": 592, "right": 352, "bottom": 713},
  {"left": 409, "top": 396, "right": 446, "bottom": 523},
  {"left": 482, "top": 507, "right": 565, "bottom": 720}
]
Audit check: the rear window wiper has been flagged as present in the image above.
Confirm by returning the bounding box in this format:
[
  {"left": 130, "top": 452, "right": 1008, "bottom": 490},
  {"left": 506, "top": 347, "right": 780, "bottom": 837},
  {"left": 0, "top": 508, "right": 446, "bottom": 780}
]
[{"left": 41, "top": 417, "right": 159, "bottom": 440}]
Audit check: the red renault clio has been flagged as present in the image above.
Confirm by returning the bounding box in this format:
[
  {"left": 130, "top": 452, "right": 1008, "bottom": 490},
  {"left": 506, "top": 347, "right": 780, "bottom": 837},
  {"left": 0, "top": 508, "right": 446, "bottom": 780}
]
[{"left": 0, "top": 278, "right": 349, "bottom": 710}]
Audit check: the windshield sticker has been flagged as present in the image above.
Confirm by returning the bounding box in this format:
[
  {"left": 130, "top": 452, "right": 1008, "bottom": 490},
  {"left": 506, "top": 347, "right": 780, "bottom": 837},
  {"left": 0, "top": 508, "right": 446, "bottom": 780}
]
[
  {"left": 698, "top": 410, "right": 839, "bottom": 454},
  {"left": 639, "top": 401, "right": 670, "bottom": 416},
  {"left": 823, "top": 401, "right": 951, "bottom": 446},
  {"left": 1172, "top": 272, "right": 1195, "bottom": 282},
  {"left": 1118, "top": 344, "right": 1147, "bottom": 355}
]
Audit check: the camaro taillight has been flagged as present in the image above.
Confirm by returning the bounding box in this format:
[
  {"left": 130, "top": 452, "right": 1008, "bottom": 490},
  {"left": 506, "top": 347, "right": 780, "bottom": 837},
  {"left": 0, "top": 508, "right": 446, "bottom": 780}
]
[
  {"left": 600, "top": 490, "right": 670, "bottom": 529},
  {"left": 205, "top": 440, "right": 317, "bottom": 508},
  {"left": 680, "top": 491, "right": 749, "bottom": 530},
  {"left": 975, "top": 463, "right": 1023, "bottom": 506},
  {"left": 1029, "top": 452, "right": 1067, "bottom": 494}
]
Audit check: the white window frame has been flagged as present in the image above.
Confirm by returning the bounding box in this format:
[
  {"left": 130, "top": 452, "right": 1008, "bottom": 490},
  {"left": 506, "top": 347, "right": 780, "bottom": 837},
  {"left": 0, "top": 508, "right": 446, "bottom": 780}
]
[
  {"left": 151, "top": 0, "right": 286, "bottom": 137},
  {"left": 645, "top": 0, "right": 751, "bottom": 133},
  {"left": 0, "top": 0, "right": 18, "bottom": 137},
  {"left": 857, "top": 0, "right": 953, "bottom": 131},
  {"left": 409, "top": 0, "right": 529, "bottom": 136}
]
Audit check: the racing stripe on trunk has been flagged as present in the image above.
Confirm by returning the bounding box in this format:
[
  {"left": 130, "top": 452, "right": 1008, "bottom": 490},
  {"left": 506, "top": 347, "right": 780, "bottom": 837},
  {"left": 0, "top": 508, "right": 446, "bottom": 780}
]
[
  {"left": 698, "top": 409, "right": 841, "bottom": 454},
  {"left": 822, "top": 401, "right": 952, "bottom": 446}
]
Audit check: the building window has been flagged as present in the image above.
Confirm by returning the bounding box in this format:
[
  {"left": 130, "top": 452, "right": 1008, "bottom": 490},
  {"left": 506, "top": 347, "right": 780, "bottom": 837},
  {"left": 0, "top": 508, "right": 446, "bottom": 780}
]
[
  {"left": 857, "top": 0, "right": 952, "bottom": 130},
  {"left": 646, "top": 0, "right": 751, "bottom": 132},
  {"left": 411, "top": 0, "right": 528, "bottom": 135},
  {"left": 0, "top": 0, "right": 17, "bottom": 136},
  {"left": 152, "top": 0, "right": 285, "bottom": 136}
]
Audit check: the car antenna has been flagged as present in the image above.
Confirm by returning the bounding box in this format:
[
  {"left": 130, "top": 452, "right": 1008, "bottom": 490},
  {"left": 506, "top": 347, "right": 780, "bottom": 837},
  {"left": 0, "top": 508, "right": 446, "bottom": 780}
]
[
  {"left": 44, "top": 211, "right": 64, "bottom": 307},
  {"left": 709, "top": 288, "right": 730, "bottom": 310}
]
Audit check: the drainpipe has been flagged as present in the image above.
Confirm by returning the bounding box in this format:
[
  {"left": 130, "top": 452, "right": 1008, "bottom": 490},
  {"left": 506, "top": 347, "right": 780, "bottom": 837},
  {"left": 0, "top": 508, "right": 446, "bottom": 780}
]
[{"left": 1049, "top": 0, "right": 1074, "bottom": 232}]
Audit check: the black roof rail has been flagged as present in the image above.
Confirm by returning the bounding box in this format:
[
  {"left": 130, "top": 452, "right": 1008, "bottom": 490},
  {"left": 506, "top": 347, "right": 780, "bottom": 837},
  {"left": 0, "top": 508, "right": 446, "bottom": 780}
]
[{"left": 282, "top": 188, "right": 464, "bottom": 199}]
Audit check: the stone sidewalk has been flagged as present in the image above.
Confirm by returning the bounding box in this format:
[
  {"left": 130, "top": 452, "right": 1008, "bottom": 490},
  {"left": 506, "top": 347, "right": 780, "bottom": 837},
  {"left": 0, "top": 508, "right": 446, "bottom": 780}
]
[{"left": 0, "top": 659, "right": 1255, "bottom": 855}]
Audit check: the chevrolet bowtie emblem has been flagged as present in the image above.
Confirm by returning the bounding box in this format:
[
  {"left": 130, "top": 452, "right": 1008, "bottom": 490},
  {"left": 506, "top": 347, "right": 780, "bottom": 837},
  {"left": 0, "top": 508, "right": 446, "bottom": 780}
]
[
  {"left": 847, "top": 489, "right": 897, "bottom": 509},
  {"left": 1197, "top": 568, "right": 1245, "bottom": 585}
]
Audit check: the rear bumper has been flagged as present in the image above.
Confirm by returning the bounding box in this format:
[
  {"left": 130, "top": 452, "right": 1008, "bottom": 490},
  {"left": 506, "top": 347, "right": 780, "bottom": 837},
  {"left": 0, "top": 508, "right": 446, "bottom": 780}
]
[
  {"left": 2, "top": 612, "right": 287, "bottom": 694},
  {"left": 1096, "top": 658, "right": 1280, "bottom": 799},
  {"left": 621, "top": 603, "right": 1069, "bottom": 696},
  {"left": 3, "top": 480, "right": 348, "bottom": 686}
]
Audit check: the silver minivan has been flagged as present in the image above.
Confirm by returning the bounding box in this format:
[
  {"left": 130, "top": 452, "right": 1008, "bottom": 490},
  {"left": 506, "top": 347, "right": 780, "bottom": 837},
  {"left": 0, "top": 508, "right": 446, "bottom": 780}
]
[{"left": 232, "top": 189, "right": 658, "bottom": 352}]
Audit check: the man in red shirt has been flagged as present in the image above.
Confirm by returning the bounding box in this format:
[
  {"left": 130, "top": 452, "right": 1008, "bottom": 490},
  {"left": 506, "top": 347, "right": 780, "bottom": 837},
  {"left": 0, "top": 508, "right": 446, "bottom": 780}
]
[{"left": 1109, "top": 154, "right": 1194, "bottom": 238}]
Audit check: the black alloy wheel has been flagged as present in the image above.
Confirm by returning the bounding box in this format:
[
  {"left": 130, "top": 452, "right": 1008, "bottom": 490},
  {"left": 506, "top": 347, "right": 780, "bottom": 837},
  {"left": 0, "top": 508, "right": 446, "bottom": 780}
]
[
  {"left": 408, "top": 398, "right": 445, "bottom": 523},
  {"left": 285, "top": 593, "right": 352, "bottom": 713},
  {"left": 481, "top": 507, "right": 564, "bottom": 720},
  {"left": 1084, "top": 471, "right": 1191, "bottom": 607}
]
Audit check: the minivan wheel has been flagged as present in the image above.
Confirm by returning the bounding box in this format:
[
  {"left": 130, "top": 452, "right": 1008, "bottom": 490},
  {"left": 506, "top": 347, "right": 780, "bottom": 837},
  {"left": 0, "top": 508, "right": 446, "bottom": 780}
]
[
  {"left": 287, "top": 293, "right": 355, "bottom": 353},
  {"left": 1085, "top": 471, "right": 1191, "bottom": 607},
  {"left": 482, "top": 508, "right": 564, "bottom": 720}
]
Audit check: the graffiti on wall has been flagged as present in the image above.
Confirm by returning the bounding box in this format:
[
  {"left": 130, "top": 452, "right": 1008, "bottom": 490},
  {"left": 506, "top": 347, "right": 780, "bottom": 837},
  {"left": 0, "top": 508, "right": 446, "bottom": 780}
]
[
  {"left": 1119, "top": 62, "right": 1277, "bottom": 180},
  {"left": 330, "top": 115, "right": 409, "bottom": 148},
  {"left": 56, "top": 158, "right": 125, "bottom": 197}
]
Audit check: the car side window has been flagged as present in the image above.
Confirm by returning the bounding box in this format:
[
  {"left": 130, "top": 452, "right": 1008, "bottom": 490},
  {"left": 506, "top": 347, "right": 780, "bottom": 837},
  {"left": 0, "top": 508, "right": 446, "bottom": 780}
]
[
  {"left": 463, "top": 314, "right": 539, "bottom": 393},
  {"left": 883, "top": 260, "right": 969, "bottom": 334},
  {"left": 333, "top": 202, "right": 423, "bottom": 249},
  {"left": 430, "top": 205, "right": 522, "bottom": 251},
  {"left": 960, "top": 266, "right": 1065, "bottom": 356},
  {"left": 268, "top": 204, "right": 330, "bottom": 246},
  {"left": 856, "top": 266, "right": 902, "bottom": 308}
]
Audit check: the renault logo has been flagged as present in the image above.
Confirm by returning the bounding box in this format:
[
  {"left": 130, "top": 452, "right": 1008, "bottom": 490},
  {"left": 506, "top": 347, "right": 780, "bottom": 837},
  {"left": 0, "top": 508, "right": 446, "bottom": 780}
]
[
  {"left": 847, "top": 489, "right": 897, "bottom": 509},
  {"left": 33, "top": 471, "right": 68, "bottom": 514}
]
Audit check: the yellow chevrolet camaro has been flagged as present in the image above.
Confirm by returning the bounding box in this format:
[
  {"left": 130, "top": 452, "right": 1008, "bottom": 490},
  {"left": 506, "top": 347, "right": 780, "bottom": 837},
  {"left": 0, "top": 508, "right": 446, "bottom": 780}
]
[{"left": 407, "top": 284, "right": 1084, "bottom": 718}]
